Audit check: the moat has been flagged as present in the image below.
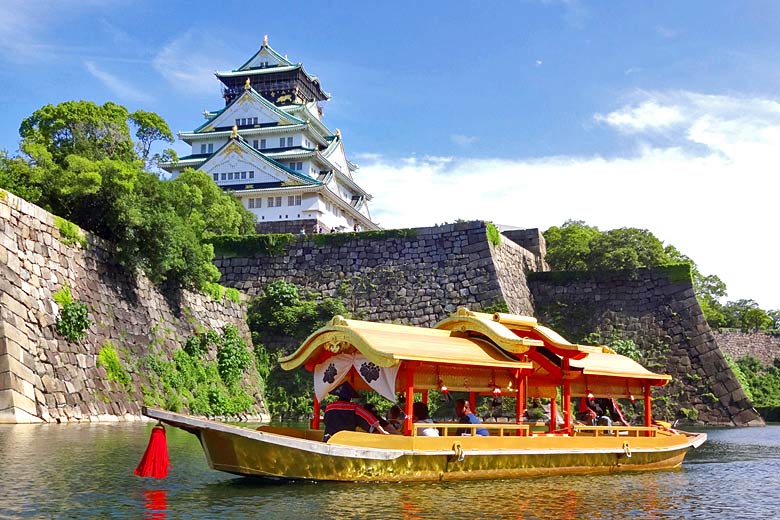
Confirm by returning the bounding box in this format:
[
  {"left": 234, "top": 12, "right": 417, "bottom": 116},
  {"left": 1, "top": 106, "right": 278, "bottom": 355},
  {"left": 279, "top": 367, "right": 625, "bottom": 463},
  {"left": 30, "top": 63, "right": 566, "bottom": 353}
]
[{"left": 1, "top": 423, "right": 778, "bottom": 519}]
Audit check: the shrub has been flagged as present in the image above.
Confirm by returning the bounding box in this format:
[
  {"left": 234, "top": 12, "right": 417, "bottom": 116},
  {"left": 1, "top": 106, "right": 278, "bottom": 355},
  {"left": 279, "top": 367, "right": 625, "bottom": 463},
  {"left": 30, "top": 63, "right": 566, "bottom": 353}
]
[
  {"left": 486, "top": 222, "right": 501, "bottom": 247},
  {"left": 225, "top": 287, "right": 241, "bottom": 304},
  {"left": 54, "top": 216, "right": 87, "bottom": 248},
  {"left": 97, "top": 341, "right": 131, "bottom": 388},
  {"left": 53, "top": 285, "right": 92, "bottom": 343},
  {"left": 217, "top": 324, "right": 251, "bottom": 386}
]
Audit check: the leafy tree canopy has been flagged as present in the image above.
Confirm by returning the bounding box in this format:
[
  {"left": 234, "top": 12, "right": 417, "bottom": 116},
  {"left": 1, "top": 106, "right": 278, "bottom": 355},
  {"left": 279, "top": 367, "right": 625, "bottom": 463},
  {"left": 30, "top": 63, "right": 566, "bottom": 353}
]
[{"left": 1, "top": 100, "right": 257, "bottom": 291}]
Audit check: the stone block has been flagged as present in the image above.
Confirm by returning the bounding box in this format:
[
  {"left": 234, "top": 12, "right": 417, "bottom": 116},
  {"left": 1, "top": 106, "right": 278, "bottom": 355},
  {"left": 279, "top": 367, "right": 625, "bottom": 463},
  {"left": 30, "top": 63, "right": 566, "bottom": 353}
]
[{"left": 0, "top": 354, "right": 35, "bottom": 384}]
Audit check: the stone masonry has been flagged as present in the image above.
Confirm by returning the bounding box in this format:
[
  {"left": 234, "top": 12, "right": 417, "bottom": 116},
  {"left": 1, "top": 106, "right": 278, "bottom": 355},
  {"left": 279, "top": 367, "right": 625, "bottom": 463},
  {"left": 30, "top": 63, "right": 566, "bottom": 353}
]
[
  {"left": 216, "top": 221, "right": 537, "bottom": 327},
  {"left": 713, "top": 331, "right": 780, "bottom": 366},
  {"left": 528, "top": 268, "right": 764, "bottom": 426},
  {"left": 0, "top": 189, "right": 261, "bottom": 423}
]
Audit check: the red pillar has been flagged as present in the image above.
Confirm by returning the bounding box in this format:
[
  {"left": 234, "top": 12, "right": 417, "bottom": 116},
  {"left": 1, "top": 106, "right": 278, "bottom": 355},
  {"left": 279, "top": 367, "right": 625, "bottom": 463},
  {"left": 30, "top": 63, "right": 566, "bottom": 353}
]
[
  {"left": 311, "top": 393, "right": 321, "bottom": 430},
  {"left": 405, "top": 364, "right": 415, "bottom": 436},
  {"left": 469, "top": 391, "right": 476, "bottom": 412},
  {"left": 549, "top": 394, "right": 557, "bottom": 433},
  {"left": 562, "top": 358, "right": 571, "bottom": 433},
  {"left": 644, "top": 384, "right": 652, "bottom": 429},
  {"left": 422, "top": 390, "right": 428, "bottom": 405}
]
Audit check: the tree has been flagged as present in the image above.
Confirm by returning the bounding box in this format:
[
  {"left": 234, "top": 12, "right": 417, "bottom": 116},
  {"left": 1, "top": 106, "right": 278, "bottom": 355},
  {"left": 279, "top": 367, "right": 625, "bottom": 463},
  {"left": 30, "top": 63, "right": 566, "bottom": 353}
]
[
  {"left": 19, "top": 101, "right": 136, "bottom": 165},
  {"left": 128, "top": 110, "right": 174, "bottom": 166},
  {"left": 587, "top": 227, "right": 669, "bottom": 271},
  {"left": 768, "top": 310, "right": 780, "bottom": 330},
  {"left": 543, "top": 220, "right": 601, "bottom": 271}
]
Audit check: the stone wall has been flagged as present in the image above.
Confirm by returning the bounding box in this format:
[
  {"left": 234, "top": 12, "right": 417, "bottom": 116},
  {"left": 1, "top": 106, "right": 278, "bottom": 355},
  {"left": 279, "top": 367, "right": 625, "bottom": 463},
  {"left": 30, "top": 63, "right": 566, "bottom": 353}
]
[
  {"left": 0, "top": 190, "right": 262, "bottom": 423},
  {"left": 528, "top": 267, "right": 763, "bottom": 426},
  {"left": 714, "top": 331, "right": 780, "bottom": 365},
  {"left": 216, "top": 221, "right": 538, "bottom": 327}
]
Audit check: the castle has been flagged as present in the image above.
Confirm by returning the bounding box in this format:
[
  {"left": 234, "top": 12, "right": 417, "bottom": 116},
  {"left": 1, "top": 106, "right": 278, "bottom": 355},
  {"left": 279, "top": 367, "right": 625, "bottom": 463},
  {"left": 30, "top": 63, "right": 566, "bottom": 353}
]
[{"left": 162, "top": 36, "right": 377, "bottom": 234}]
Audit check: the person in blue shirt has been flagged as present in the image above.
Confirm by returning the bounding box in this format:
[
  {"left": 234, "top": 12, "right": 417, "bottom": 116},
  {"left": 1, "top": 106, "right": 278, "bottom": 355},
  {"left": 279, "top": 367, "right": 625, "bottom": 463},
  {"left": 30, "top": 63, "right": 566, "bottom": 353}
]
[{"left": 455, "top": 398, "right": 489, "bottom": 436}]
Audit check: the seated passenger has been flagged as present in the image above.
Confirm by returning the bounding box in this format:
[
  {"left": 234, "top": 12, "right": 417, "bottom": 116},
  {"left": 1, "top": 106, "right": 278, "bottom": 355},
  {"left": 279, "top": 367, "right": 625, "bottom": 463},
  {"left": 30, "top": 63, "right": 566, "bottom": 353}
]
[
  {"left": 412, "top": 402, "right": 439, "bottom": 437},
  {"left": 386, "top": 404, "right": 404, "bottom": 432},
  {"left": 323, "top": 382, "right": 390, "bottom": 441},
  {"left": 455, "top": 399, "right": 489, "bottom": 436},
  {"left": 364, "top": 403, "right": 400, "bottom": 435}
]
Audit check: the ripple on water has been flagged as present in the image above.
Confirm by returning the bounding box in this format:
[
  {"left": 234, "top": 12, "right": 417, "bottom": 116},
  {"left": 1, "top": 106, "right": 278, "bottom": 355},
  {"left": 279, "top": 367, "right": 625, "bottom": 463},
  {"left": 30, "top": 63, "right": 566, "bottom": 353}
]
[{"left": 1, "top": 424, "right": 779, "bottom": 519}]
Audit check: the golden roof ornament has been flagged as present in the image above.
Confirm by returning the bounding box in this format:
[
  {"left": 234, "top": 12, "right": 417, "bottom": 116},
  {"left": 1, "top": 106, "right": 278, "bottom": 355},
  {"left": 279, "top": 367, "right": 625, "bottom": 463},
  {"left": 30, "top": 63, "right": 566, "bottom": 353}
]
[
  {"left": 263, "top": 35, "right": 268, "bottom": 46},
  {"left": 335, "top": 128, "right": 342, "bottom": 139},
  {"left": 244, "top": 78, "right": 251, "bottom": 90},
  {"left": 231, "top": 125, "right": 238, "bottom": 139}
]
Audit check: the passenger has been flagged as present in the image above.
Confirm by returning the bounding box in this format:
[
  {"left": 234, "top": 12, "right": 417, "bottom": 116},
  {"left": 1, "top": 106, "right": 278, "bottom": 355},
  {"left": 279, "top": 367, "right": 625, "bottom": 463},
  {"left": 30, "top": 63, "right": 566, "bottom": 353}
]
[
  {"left": 386, "top": 405, "right": 404, "bottom": 431},
  {"left": 412, "top": 402, "right": 439, "bottom": 437},
  {"left": 455, "top": 398, "right": 489, "bottom": 436},
  {"left": 323, "top": 382, "right": 390, "bottom": 441},
  {"left": 363, "top": 403, "right": 400, "bottom": 434}
]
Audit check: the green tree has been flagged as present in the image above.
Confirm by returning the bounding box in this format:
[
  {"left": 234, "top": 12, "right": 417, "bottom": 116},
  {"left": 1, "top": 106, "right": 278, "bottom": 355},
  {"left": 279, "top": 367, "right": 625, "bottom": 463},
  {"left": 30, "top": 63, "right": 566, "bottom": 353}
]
[
  {"left": 587, "top": 227, "right": 669, "bottom": 271},
  {"left": 768, "top": 310, "right": 780, "bottom": 330},
  {"left": 543, "top": 220, "right": 601, "bottom": 271},
  {"left": 19, "top": 101, "right": 136, "bottom": 164},
  {"left": 128, "top": 109, "right": 174, "bottom": 165}
]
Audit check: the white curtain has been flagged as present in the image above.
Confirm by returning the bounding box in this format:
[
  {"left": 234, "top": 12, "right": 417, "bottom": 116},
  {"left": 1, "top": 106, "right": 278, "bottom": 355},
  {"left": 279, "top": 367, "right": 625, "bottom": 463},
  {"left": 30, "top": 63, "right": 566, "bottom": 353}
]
[{"left": 312, "top": 353, "right": 400, "bottom": 402}]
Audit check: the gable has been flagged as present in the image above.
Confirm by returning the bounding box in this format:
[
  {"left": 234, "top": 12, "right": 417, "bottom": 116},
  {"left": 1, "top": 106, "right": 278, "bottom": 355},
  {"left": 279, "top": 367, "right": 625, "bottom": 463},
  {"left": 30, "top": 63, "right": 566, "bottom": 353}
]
[
  {"left": 240, "top": 47, "right": 292, "bottom": 71},
  {"left": 198, "top": 92, "right": 297, "bottom": 132},
  {"left": 198, "top": 141, "right": 306, "bottom": 186}
]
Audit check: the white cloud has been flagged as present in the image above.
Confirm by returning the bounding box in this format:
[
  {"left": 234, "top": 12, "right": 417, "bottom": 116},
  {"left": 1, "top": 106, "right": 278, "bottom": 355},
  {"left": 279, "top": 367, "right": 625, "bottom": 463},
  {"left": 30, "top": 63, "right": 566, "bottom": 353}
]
[
  {"left": 595, "top": 100, "right": 684, "bottom": 132},
  {"left": 84, "top": 61, "right": 154, "bottom": 104},
  {"left": 450, "top": 134, "right": 479, "bottom": 146},
  {"left": 355, "top": 91, "right": 780, "bottom": 309},
  {"left": 153, "top": 32, "right": 233, "bottom": 95}
]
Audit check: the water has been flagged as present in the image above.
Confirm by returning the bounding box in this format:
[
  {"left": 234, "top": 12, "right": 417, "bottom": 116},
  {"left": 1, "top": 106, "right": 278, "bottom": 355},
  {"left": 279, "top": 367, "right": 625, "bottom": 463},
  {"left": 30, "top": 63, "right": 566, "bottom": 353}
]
[{"left": 1, "top": 423, "right": 779, "bottom": 519}]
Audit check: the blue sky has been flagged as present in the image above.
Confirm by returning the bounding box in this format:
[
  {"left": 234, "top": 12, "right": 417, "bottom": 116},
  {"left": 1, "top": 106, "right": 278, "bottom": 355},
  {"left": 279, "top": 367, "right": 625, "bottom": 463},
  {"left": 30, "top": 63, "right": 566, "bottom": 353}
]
[{"left": 1, "top": 1, "right": 778, "bottom": 309}]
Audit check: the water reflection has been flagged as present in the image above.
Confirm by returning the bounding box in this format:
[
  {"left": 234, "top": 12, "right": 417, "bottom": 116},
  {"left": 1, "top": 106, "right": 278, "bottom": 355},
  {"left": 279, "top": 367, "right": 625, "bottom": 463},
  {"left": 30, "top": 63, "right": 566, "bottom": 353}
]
[
  {"left": 143, "top": 489, "right": 167, "bottom": 520},
  {"left": 0, "top": 423, "right": 778, "bottom": 519}
]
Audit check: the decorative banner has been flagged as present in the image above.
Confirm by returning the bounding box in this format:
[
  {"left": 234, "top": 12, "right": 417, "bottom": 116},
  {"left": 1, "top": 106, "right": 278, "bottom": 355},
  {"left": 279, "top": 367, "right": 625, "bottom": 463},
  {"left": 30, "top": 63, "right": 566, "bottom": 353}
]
[
  {"left": 313, "top": 354, "right": 354, "bottom": 401},
  {"left": 313, "top": 353, "right": 400, "bottom": 402},
  {"left": 354, "top": 354, "right": 400, "bottom": 402}
]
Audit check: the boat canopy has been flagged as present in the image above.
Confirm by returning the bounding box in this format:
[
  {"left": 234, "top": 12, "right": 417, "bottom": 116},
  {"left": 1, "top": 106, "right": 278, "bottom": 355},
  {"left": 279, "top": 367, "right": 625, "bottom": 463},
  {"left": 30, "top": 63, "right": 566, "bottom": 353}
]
[
  {"left": 434, "top": 308, "right": 672, "bottom": 395},
  {"left": 279, "top": 316, "right": 534, "bottom": 401}
]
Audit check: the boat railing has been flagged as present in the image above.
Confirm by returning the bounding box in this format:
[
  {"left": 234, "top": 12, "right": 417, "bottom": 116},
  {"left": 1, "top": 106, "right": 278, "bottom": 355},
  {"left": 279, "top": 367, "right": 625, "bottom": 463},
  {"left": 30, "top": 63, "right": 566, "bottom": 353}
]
[
  {"left": 411, "top": 422, "right": 531, "bottom": 437},
  {"left": 572, "top": 425, "right": 661, "bottom": 438}
]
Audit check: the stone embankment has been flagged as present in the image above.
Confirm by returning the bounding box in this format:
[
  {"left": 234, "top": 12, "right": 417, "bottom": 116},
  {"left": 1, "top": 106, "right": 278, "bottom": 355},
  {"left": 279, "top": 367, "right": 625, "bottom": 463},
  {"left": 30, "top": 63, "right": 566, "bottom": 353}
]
[
  {"left": 714, "top": 331, "right": 780, "bottom": 366},
  {"left": 0, "top": 190, "right": 262, "bottom": 423},
  {"left": 216, "top": 222, "right": 540, "bottom": 327},
  {"left": 528, "top": 268, "right": 764, "bottom": 426}
]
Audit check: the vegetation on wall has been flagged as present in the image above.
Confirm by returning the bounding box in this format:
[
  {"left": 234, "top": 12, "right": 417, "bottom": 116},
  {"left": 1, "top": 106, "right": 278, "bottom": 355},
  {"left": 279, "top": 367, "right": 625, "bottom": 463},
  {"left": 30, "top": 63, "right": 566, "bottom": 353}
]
[
  {"left": 735, "top": 355, "right": 780, "bottom": 407},
  {"left": 485, "top": 222, "right": 501, "bottom": 247},
  {"left": 247, "top": 279, "right": 350, "bottom": 419},
  {"left": 52, "top": 284, "right": 92, "bottom": 343},
  {"left": 0, "top": 100, "right": 257, "bottom": 291},
  {"left": 97, "top": 341, "right": 131, "bottom": 389},
  {"left": 209, "top": 234, "right": 294, "bottom": 257},
  {"left": 543, "top": 220, "right": 778, "bottom": 331},
  {"left": 143, "top": 325, "right": 255, "bottom": 416},
  {"left": 53, "top": 216, "right": 87, "bottom": 248}
]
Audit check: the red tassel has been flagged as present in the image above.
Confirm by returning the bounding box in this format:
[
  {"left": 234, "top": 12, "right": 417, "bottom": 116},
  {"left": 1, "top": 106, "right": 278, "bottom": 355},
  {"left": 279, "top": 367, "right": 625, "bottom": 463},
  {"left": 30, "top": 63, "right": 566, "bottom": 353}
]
[{"left": 135, "top": 424, "right": 171, "bottom": 479}]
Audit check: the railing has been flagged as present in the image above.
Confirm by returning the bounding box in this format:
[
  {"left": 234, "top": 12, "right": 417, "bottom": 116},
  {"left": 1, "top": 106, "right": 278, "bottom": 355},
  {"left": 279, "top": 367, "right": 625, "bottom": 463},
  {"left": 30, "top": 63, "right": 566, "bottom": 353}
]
[
  {"left": 411, "top": 422, "right": 531, "bottom": 437},
  {"left": 571, "top": 425, "right": 660, "bottom": 437}
]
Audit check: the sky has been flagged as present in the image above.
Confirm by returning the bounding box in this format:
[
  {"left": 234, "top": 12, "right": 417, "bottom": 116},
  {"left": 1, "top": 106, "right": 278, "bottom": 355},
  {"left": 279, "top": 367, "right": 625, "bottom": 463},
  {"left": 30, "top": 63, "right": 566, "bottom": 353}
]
[{"left": 0, "top": 0, "right": 778, "bottom": 309}]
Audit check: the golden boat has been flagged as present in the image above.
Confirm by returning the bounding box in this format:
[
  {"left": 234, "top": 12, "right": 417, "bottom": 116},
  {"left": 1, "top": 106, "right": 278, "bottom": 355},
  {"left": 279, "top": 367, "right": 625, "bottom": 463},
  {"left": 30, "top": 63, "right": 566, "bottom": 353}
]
[{"left": 143, "top": 308, "right": 706, "bottom": 482}]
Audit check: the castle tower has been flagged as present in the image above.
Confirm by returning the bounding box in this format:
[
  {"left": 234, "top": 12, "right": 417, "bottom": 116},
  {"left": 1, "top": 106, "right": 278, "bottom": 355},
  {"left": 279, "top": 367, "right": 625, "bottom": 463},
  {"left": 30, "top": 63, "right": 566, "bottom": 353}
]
[{"left": 161, "top": 36, "right": 377, "bottom": 234}]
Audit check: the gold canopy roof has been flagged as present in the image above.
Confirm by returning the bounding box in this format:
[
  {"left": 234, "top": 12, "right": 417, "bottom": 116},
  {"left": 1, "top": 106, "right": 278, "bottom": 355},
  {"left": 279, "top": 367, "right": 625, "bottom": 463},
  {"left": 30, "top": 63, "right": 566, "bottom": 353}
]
[
  {"left": 279, "top": 316, "right": 533, "bottom": 372},
  {"left": 434, "top": 308, "right": 671, "bottom": 386}
]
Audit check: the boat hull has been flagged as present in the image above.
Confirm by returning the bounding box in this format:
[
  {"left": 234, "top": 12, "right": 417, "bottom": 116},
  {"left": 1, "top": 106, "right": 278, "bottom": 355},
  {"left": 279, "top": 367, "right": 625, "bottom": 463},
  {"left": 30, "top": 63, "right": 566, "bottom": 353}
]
[{"left": 144, "top": 408, "right": 705, "bottom": 482}]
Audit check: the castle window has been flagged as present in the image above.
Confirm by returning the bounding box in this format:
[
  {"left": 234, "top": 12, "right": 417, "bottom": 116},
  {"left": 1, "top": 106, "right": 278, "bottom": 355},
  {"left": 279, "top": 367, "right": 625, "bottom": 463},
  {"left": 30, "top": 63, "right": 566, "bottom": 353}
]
[
  {"left": 268, "top": 197, "right": 275, "bottom": 207},
  {"left": 287, "top": 137, "right": 293, "bottom": 147},
  {"left": 249, "top": 171, "right": 255, "bottom": 179},
  {"left": 249, "top": 198, "right": 255, "bottom": 209},
  {"left": 208, "top": 143, "right": 214, "bottom": 153},
  {"left": 213, "top": 173, "right": 218, "bottom": 181},
  {"left": 200, "top": 144, "right": 207, "bottom": 154},
  {"left": 253, "top": 140, "right": 258, "bottom": 148},
  {"left": 288, "top": 195, "right": 301, "bottom": 206},
  {"left": 260, "top": 139, "right": 266, "bottom": 149},
  {"left": 221, "top": 173, "right": 226, "bottom": 181},
  {"left": 279, "top": 137, "right": 285, "bottom": 147},
  {"left": 235, "top": 118, "right": 240, "bottom": 126},
  {"left": 253, "top": 117, "right": 258, "bottom": 125},
  {"left": 241, "top": 171, "right": 246, "bottom": 180},
  {"left": 276, "top": 196, "right": 282, "bottom": 207},
  {"left": 296, "top": 162, "right": 303, "bottom": 170},
  {"left": 228, "top": 172, "right": 233, "bottom": 180}
]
